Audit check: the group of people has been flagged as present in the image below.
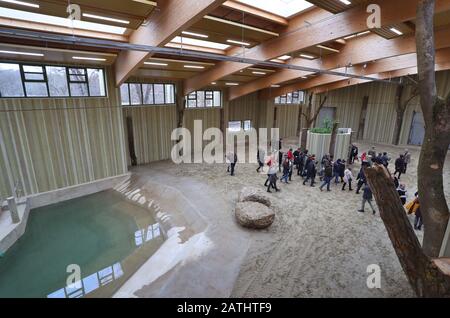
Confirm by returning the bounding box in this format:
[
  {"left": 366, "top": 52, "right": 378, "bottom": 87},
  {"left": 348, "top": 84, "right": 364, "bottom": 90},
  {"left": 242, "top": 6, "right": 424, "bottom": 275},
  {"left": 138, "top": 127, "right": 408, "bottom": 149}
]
[{"left": 227, "top": 141, "right": 421, "bottom": 231}]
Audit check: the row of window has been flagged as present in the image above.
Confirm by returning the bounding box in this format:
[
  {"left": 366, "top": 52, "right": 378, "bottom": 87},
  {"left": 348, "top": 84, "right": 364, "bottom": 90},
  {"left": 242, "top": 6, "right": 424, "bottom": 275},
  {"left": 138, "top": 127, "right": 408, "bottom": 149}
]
[
  {"left": 274, "top": 91, "right": 305, "bottom": 105},
  {"left": 0, "top": 62, "right": 106, "bottom": 98},
  {"left": 186, "top": 90, "right": 222, "bottom": 108},
  {"left": 228, "top": 120, "right": 252, "bottom": 132},
  {"left": 120, "top": 83, "right": 175, "bottom": 106}
]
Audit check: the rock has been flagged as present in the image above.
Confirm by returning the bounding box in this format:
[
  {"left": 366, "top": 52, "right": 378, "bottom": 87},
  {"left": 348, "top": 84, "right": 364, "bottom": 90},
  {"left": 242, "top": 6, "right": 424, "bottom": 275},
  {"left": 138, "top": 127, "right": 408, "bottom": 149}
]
[
  {"left": 238, "top": 187, "right": 272, "bottom": 207},
  {"left": 235, "top": 202, "right": 275, "bottom": 229}
]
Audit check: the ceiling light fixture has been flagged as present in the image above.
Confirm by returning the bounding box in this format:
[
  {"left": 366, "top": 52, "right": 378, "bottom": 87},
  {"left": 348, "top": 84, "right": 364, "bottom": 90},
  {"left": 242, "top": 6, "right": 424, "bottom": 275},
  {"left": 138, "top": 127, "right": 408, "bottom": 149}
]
[
  {"left": 211, "top": 82, "right": 217, "bottom": 85},
  {"left": 227, "top": 39, "right": 251, "bottom": 46},
  {"left": 144, "top": 62, "right": 168, "bottom": 66},
  {"left": 184, "top": 65, "right": 205, "bottom": 69},
  {"left": 225, "top": 83, "right": 239, "bottom": 86},
  {"left": 278, "top": 55, "right": 291, "bottom": 61},
  {"left": 252, "top": 71, "right": 266, "bottom": 75},
  {"left": 132, "top": 0, "right": 157, "bottom": 5},
  {"left": 299, "top": 53, "right": 315, "bottom": 59},
  {"left": 0, "top": 0, "right": 39, "bottom": 8},
  {"left": 82, "top": 13, "right": 130, "bottom": 25},
  {"left": 72, "top": 56, "right": 107, "bottom": 61},
  {"left": 182, "top": 31, "right": 208, "bottom": 39},
  {"left": 0, "top": 50, "right": 43, "bottom": 56},
  {"left": 390, "top": 27, "right": 403, "bottom": 35},
  {"left": 339, "top": 0, "right": 352, "bottom": 5},
  {"left": 271, "top": 84, "right": 281, "bottom": 88}
]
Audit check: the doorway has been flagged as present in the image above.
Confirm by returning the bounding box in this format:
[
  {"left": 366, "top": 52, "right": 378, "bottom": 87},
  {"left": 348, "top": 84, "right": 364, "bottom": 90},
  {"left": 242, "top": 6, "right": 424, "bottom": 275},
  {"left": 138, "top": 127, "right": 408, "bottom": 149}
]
[{"left": 408, "top": 112, "right": 425, "bottom": 146}]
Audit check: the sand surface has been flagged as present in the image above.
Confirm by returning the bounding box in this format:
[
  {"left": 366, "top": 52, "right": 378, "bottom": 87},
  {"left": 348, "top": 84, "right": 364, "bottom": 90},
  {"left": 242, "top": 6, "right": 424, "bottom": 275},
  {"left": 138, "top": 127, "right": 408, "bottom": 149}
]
[{"left": 151, "top": 140, "right": 450, "bottom": 298}]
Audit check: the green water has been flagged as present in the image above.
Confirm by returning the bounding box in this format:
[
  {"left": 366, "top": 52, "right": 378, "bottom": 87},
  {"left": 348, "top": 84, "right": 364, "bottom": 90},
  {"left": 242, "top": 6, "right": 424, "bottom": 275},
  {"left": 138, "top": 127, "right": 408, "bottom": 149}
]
[{"left": 0, "top": 190, "right": 163, "bottom": 298}]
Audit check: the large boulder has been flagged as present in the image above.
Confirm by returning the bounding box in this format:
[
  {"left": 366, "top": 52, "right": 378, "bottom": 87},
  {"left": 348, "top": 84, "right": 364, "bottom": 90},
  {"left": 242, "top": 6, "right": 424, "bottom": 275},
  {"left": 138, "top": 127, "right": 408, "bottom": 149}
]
[
  {"left": 235, "top": 201, "right": 275, "bottom": 229},
  {"left": 238, "top": 187, "right": 272, "bottom": 207}
]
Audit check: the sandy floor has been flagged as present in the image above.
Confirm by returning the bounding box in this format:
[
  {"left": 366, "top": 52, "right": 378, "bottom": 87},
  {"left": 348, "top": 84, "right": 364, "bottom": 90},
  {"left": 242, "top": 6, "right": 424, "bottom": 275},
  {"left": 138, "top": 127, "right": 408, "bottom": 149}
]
[{"left": 154, "top": 139, "right": 450, "bottom": 298}]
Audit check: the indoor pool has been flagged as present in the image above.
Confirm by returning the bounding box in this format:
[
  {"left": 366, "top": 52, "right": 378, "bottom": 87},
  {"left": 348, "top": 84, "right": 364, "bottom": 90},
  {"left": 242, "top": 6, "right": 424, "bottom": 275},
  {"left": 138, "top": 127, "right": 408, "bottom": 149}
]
[{"left": 0, "top": 190, "right": 164, "bottom": 298}]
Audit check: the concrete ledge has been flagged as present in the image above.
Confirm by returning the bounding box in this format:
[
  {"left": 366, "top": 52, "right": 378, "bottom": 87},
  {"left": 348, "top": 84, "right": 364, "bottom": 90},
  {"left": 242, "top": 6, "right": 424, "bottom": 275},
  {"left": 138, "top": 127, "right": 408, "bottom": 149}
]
[
  {"left": 0, "top": 198, "right": 30, "bottom": 254},
  {"left": 28, "top": 173, "right": 131, "bottom": 209}
]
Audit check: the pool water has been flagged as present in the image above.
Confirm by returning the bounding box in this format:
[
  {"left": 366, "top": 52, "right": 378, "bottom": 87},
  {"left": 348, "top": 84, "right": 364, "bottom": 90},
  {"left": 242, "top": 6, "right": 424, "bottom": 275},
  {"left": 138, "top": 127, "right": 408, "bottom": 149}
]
[{"left": 0, "top": 190, "right": 164, "bottom": 298}]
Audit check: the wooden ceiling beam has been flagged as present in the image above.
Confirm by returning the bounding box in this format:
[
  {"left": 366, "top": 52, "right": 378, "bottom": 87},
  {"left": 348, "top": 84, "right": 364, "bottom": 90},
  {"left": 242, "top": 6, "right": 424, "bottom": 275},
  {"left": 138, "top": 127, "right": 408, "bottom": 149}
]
[
  {"left": 232, "top": 25, "right": 450, "bottom": 100},
  {"left": 259, "top": 47, "right": 450, "bottom": 98},
  {"left": 114, "top": 0, "right": 226, "bottom": 87},
  {"left": 183, "top": 0, "right": 450, "bottom": 96}
]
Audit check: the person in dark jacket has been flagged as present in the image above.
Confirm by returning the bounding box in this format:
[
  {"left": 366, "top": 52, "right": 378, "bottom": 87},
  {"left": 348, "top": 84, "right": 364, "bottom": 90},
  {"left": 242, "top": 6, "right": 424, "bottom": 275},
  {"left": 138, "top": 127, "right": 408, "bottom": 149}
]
[
  {"left": 413, "top": 192, "right": 423, "bottom": 231},
  {"left": 257, "top": 148, "right": 265, "bottom": 173},
  {"left": 333, "top": 159, "right": 341, "bottom": 183},
  {"left": 319, "top": 163, "right": 333, "bottom": 192},
  {"left": 355, "top": 168, "right": 367, "bottom": 194},
  {"left": 394, "top": 155, "right": 406, "bottom": 179},
  {"left": 303, "top": 156, "right": 317, "bottom": 187},
  {"left": 381, "top": 152, "right": 390, "bottom": 168},
  {"left": 349, "top": 144, "right": 359, "bottom": 164},
  {"left": 278, "top": 151, "right": 283, "bottom": 172},
  {"left": 397, "top": 184, "right": 407, "bottom": 205},
  {"left": 358, "top": 185, "right": 377, "bottom": 215},
  {"left": 281, "top": 158, "right": 290, "bottom": 184},
  {"left": 230, "top": 152, "right": 238, "bottom": 176}
]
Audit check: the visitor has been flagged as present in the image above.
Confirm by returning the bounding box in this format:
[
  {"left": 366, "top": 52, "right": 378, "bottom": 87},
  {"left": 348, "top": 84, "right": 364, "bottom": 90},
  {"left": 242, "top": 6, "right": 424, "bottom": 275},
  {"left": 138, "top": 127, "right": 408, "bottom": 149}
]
[
  {"left": 361, "top": 152, "right": 368, "bottom": 163},
  {"left": 281, "top": 157, "right": 290, "bottom": 184},
  {"left": 300, "top": 150, "right": 309, "bottom": 177},
  {"left": 404, "top": 149, "right": 411, "bottom": 173},
  {"left": 394, "top": 154, "right": 406, "bottom": 179},
  {"left": 319, "top": 162, "right": 333, "bottom": 192},
  {"left": 355, "top": 166, "right": 367, "bottom": 194},
  {"left": 397, "top": 184, "right": 407, "bottom": 205},
  {"left": 381, "top": 152, "right": 391, "bottom": 168},
  {"left": 230, "top": 152, "right": 238, "bottom": 176},
  {"left": 342, "top": 167, "right": 354, "bottom": 191},
  {"left": 257, "top": 148, "right": 265, "bottom": 173},
  {"left": 349, "top": 144, "right": 359, "bottom": 164},
  {"left": 339, "top": 160, "right": 346, "bottom": 183},
  {"left": 267, "top": 159, "right": 280, "bottom": 193},
  {"left": 303, "top": 155, "right": 317, "bottom": 187},
  {"left": 333, "top": 159, "right": 342, "bottom": 184},
  {"left": 413, "top": 192, "right": 423, "bottom": 231},
  {"left": 278, "top": 150, "right": 283, "bottom": 172},
  {"left": 294, "top": 148, "right": 301, "bottom": 175},
  {"left": 358, "top": 184, "right": 377, "bottom": 215},
  {"left": 368, "top": 146, "right": 377, "bottom": 162},
  {"left": 393, "top": 175, "right": 400, "bottom": 190}
]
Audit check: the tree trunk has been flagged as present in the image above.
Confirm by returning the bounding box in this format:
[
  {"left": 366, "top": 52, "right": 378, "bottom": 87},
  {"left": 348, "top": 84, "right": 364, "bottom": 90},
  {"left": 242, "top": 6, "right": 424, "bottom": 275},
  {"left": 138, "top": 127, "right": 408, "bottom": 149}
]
[
  {"left": 393, "top": 84, "right": 419, "bottom": 145},
  {"left": 364, "top": 165, "right": 450, "bottom": 297},
  {"left": 329, "top": 122, "right": 339, "bottom": 157},
  {"left": 393, "top": 85, "right": 405, "bottom": 145},
  {"left": 416, "top": 0, "right": 450, "bottom": 258},
  {"left": 296, "top": 105, "right": 303, "bottom": 137}
]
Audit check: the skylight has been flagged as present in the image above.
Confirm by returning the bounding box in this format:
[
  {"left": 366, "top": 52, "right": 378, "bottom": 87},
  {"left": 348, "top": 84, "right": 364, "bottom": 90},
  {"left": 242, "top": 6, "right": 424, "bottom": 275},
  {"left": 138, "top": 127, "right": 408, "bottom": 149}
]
[
  {"left": 0, "top": 7, "right": 127, "bottom": 34},
  {"left": 236, "top": 0, "right": 313, "bottom": 18},
  {"left": 171, "top": 36, "right": 230, "bottom": 50}
]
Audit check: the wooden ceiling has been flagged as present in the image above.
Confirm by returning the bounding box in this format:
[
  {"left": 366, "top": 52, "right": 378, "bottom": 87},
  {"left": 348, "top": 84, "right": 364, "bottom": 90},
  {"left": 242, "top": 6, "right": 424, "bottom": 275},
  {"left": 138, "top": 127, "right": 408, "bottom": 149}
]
[{"left": 0, "top": 0, "right": 449, "bottom": 96}]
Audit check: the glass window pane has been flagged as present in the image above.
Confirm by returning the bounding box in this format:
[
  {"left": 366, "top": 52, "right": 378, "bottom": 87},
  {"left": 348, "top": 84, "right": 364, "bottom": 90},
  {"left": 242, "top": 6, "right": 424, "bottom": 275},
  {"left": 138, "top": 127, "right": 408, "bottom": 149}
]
[
  {"left": 25, "top": 73, "right": 44, "bottom": 81},
  {"left": 23, "top": 65, "right": 43, "bottom": 73},
  {"left": 70, "top": 74, "right": 87, "bottom": 82},
  {"left": 274, "top": 97, "right": 280, "bottom": 104},
  {"left": 187, "top": 100, "right": 196, "bottom": 108},
  {"left": 165, "top": 84, "right": 174, "bottom": 104},
  {"left": 287, "top": 92, "right": 293, "bottom": 104},
  {"left": 244, "top": 120, "right": 251, "bottom": 131},
  {"left": 130, "top": 83, "right": 142, "bottom": 105},
  {"left": 280, "top": 96, "right": 287, "bottom": 104},
  {"left": 0, "top": 63, "right": 24, "bottom": 97},
  {"left": 153, "top": 84, "right": 164, "bottom": 104},
  {"left": 196, "top": 91, "right": 205, "bottom": 107},
  {"left": 46, "top": 66, "right": 69, "bottom": 97},
  {"left": 228, "top": 121, "right": 241, "bottom": 132},
  {"left": 188, "top": 92, "right": 196, "bottom": 99},
  {"left": 70, "top": 83, "right": 89, "bottom": 97},
  {"left": 142, "top": 84, "right": 154, "bottom": 105},
  {"left": 205, "top": 99, "right": 213, "bottom": 107},
  {"left": 213, "top": 91, "right": 221, "bottom": 107},
  {"left": 25, "top": 82, "right": 48, "bottom": 97},
  {"left": 87, "top": 69, "right": 105, "bottom": 96},
  {"left": 69, "top": 68, "right": 85, "bottom": 75},
  {"left": 120, "top": 84, "right": 130, "bottom": 105}
]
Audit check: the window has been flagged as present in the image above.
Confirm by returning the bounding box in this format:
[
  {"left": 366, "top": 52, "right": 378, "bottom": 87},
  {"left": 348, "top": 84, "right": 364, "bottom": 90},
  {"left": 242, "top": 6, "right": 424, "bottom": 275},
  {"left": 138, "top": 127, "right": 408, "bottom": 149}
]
[
  {"left": 185, "top": 90, "right": 222, "bottom": 108},
  {"left": 228, "top": 121, "right": 242, "bottom": 132},
  {"left": 243, "top": 120, "right": 252, "bottom": 131},
  {"left": 120, "top": 83, "right": 176, "bottom": 106},
  {"left": 274, "top": 90, "right": 305, "bottom": 105},
  {"left": 0, "top": 62, "right": 106, "bottom": 98},
  {"left": 228, "top": 120, "right": 252, "bottom": 132}
]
